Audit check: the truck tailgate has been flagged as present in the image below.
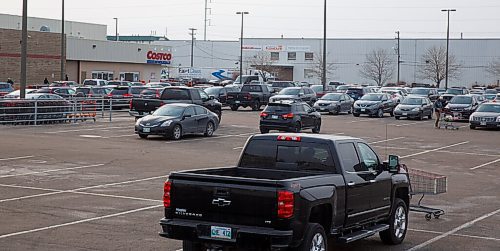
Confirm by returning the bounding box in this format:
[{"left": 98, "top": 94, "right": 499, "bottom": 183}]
[
  {"left": 130, "top": 98, "right": 163, "bottom": 112},
  {"left": 170, "top": 175, "right": 279, "bottom": 228}
]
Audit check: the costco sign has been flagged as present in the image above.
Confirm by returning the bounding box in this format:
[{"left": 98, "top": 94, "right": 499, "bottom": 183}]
[{"left": 146, "top": 51, "right": 172, "bottom": 65}]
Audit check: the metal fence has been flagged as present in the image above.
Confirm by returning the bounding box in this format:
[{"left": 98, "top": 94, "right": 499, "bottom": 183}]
[{"left": 0, "top": 97, "right": 132, "bottom": 125}]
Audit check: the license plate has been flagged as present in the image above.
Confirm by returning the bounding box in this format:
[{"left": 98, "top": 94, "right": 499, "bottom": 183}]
[
  {"left": 480, "top": 122, "right": 487, "bottom": 126},
  {"left": 402, "top": 112, "right": 407, "bottom": 116},
  {"left": 210, "top": 226, "right": 232, "bottom": 240},
  {"left": 320, "top": 108, "right": 325, "bottom": 111},
  {"left": 453, "top": 112, "right": 459, "bottom": 117},
  {"left": 361, "top": 108, "right": 365, "bottom": 112},
  {"left": 271, "top": 115, "right": 279, "bottom": 119},
  {"left": 143, "top": 128, "right": 150, "bottom": 133},
  {"left": 235, "top": 101, "right": 240, "bottom": 104}
]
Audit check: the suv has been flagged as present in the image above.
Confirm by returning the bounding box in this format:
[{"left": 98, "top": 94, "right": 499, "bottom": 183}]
[
  {"left": 0, "top": 82, "right": 14, "bottom": 97},
  {"left": 441, "top": 88, "right": 470, "bottom": 102},
  {"left": 35, "top": 87, "right": 76, "bottom": 98},
  {"left": 444, "top": 94, "right": 479, "bottom": 120},
  {"left": 75, "top": 87, "right": 111, "bottom": 98},
  {"left": 269, "top": 87, "right": 317, "bottom": 106},
  {"left": 346, "top": 87, "right": 373, "bottom": 101},
  {"left": 259, "top": 100, "right": 321, "bottom": 133},
  {"left": 106, "top": 86, "right": 148, "bottom": 109},
  {"left": 353, "top": 93, "right": 396, "bottom": 118},
  {"left": 82, "top": 79, "right": 107, "bottom": 86},
  {"left": 410, "top": 88, "right": 440, "bottom": 102},
  {"left": 269, "top": 81, "right": 296, "bottom": 93}
]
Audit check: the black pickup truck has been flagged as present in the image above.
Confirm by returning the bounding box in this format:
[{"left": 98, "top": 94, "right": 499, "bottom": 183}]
[
  {"left": 226, "top": 84, "right": 274, "bottom": 111},
  {"left": 159, "top": 133, "right": 410, "bottom": 250},
  {"left": 129, "top": 87, "right": 222, "bottom": 120}
]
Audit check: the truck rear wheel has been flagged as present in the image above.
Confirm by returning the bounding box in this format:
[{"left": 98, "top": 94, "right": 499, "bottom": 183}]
[
  {"left": 230, "top": 105, "right": 238, "bottom": 111},
  {"left": 182, "top": 240, "right": 202, "bottom": 251},
  {"left": 294, "top": 223, "right": 327, "bottom": 251},
  {"left": 380, "top": 198, "right": 408, "bottom": 245}
]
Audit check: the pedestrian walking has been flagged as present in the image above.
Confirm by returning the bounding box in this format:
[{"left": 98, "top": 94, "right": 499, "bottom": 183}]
[
  {"left": 434, "top": 96, "right": 446, "bottom": 128},
  {"left": 43, "top": 77, "right": 49, "bottom": 85},
  {"left": 7, "top": 78, "right": 14, "bottom": 86}
]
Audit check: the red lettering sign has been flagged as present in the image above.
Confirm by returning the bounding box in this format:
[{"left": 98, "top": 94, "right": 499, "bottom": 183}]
[{"left": 147, "top": 51, "right": 172, "bottom": 61}]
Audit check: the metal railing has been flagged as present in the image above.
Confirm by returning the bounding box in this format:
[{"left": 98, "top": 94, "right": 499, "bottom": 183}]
[{"left": 0, "top": 97, "right": 132, "bottom": 125}]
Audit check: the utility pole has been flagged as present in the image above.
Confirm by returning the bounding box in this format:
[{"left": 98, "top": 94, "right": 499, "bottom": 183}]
[
  {"left": 322, "top": 0, "right": 327, "bottom": 91},
  {"left": 204, "top": 0, "right": 211, "bottom": 41},
  {"left": 442, "top": 9, "right": 456, "bottom": 89},
  {"left": 113, "top": 18, "right": 118, "bottom": 41},
  {"left": 396, "top": 31, "right": 400, "bottom": 84},
  {"left": 20, "top": 0, "right": 28, "bottom": 98},
  {"left": 236, "top": 12, "right": 249, "bottom": 80},
  {"left": 189, "top": 28, "right": 197, "bottom": 67},
  {"left": 61, "top": 0, "right": 65, "bottom": 81}
]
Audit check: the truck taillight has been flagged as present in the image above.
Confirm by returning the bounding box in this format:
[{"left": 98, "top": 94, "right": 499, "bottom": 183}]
[
  {"left": 260, "top": 112, "right": 268, "bottom": 118},
  {"left": 123, "top": 93, "right": 133, "bottom": 97},
  {"left": 129, "top": 100, "right": 133, "bottom": 109},
  {"left": 277, "top": 191, "right": 294, "bottom": 219},
  {"left": 163, "top": 181, "right": 172, "bottom": 208}
]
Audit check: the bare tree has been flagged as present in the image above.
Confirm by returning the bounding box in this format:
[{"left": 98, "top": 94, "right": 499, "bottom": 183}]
[
  {"left": 248, "top": 52, "right": 275, "bottom": 81},
  {"left": 306, "top": 54, "right": 337, "bottom": 84},
  {"left": 418, "top": 45, "right": 460, "bottom": 88},
  {"left": 486, "top": 58, "right": 500, "bottom": 79},
  {"left": 359, "top": 48, "right": 395, "bottom": 86}
]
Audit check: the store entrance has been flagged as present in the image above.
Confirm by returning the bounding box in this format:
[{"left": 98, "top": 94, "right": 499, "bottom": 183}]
[{"left": 120, "top": 72, "right": 140, "bottom": 82}]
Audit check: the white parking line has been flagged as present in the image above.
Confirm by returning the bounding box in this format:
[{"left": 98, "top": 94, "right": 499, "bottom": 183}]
[
  {"left": 43, "top": 126, "right": 129, "bottom": 134},
  {"left": 470, "top": 159, "right": 500, "bottom": 170},
  {"left": 0, "top": 156, "right": 35, "bottom": 161},
  {"left": 369, "top": 137, "right": 405, "bottom": 144},
  {"left": 233, "top": 146, "right": 244, "bottom": 150},
  {"left": 393, "top": 121, "right": 429, "bottom": 127},
  {"left": 408, "top": 228, "right": 500, "bottom": 242},
  {"left": 407, "top": 208, "right": 500, "bottom": 251},
  {"left": 400, "top": 141, "right": 469, "bottom": 159},
  {"left": 165, "top": 132, "right": 256, "bottom": 144},
  {"left": 0, "top": 163, "right": 105, "bottom": 179},
  {"left": 102, "top": 134, "right": 136, "bottom": 139},
  {"left": 372, "top": 145, "right": 500, "bottom": 158},
  {"left": 0, "top": 204, "right": 162, "bottom": 239},
  {"left": 349, "top": 119, "right": 375, "bottom": 123}
]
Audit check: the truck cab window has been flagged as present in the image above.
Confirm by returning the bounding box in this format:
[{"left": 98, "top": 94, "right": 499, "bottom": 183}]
[
  {"left": 357, "top": 143, "right": 379, "bottom": 172},
  {"left": 338, "top": 143, "right": 366, "bottom": 173},
  {"left": 199, "top": 90, "right": 209, "bottom": 101}
]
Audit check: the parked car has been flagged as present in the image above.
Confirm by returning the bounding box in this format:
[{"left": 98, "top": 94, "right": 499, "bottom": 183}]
[
  {"left": 313, "top": 93, "right": 354, "bottom": 115},
  {"left": 437, "top": 88, "right": 446, "bottom": 95},
  {"left": 269, "top": 87, "right": 317, "bottom": 106},
  {"left": 394, "top": 96, "right": 433, "bottom": 120},
  {"left": 226, "top": 84, "right": 274, "bottom": 111},
  {"left": 441, "top": 88, "right": 470, "bottom": 102},
  {"left": 129, "top": 82, "right": 145, "bottom": 86},
  {"left": 3, "top": 89, "right": 37, "bottom": 99},
  {"left": 346, "top": 86, "right": 373, "bottom": 101},
  {"left": 50, "top": 81, "right": 79, "bottom": 87},
  {"left": 139, "top": 87, "right": 165, "bottom": 99},
  {"left": 146, "top": 82, "right": 172, "bottom": 88},
  {"left": 484, "top": 89, "right": 498, "bottom": 94},
  {"left": 220, "top": 79, "right": 234, "bottom": 86},
  {"left": 409, "top": 88, "right": 440, "bottom": 102},
  {"left": 129, "top": 87, "right": 222, "bottom": 120},
  {"left": 0, "top": 82, "right": 15, "bottom": 97},
  {"left": 159, "top": 134, "right": 410, "bottom": 250},
  {"left": 336, "top": 84, "right": 352, "bottom": 93},
  {"left": 444, "top": 94, "right": 479, "bottom": 120},
  {"left": 204, "top": 86, "right": 240, "bottom": 106},
  {"left": 353, "top": 93, "right": 396, "bottom": 118},
  {"left": 469, "top": 102, "right": 500, "bottom": 129},
  {"left": 269, "top": 81, "right": 296, "bottom": 93},
  {"left": 82, "top": 79, "right": 107, "bottom": 86},
  {"left": 75, "top": 87, "right": 111, "bottom": 98},
  {"left": 471, "top": 94, "right": 488, "bottom": 104},
  {"left": 234, "top": 75, "right": 263, "bottom": 85},
  {"left": 380, "top": 90, "right": 404, "bottom": 103},
  {"left": 107, "top": 80, "right": 131, "bottom": 87},
  {"left": 135, "top": 103, "right": 219, "bottom": 140},
  {"left": 379, "top": 87, "right": 409, "bottom": 96},
  {"left": 327, "top": 80, "right": 345, "bottom": 89},
  {"left": 310, "top": 84, "right": 335, "bottom": 98},
  {"left": 35, "top": 87, "right": 76, "bottom": 99},
  {"left": 484, "top": 94, "right": 497, "bottom": 102},
  {"left": 106, "top": 86, "right": 148, "bottom": 109},
  {"left": 259, "top": 100, "right": 321, "bottom": 133}
]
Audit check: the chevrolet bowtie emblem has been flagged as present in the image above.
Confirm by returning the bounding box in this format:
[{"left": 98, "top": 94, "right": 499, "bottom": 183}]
[{"left": 212, "top": 198, "right": 231, "bottom": 207}]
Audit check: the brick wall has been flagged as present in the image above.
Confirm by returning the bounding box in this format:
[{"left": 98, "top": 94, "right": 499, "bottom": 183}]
[{"left": 0, "top": 28, "right": 65, "bottom": 86}]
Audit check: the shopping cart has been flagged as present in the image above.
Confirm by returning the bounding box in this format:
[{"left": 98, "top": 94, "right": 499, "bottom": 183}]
[
  {"left": 438, "top": 111, "right": 459, "bottom": 130},
  {"left": 407, "top": 168, "right": 447, "bottom": 220}
]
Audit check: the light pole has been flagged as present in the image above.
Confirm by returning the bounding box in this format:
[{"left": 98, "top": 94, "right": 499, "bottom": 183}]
[
  {"left": 61, "top": 0, "right": 65, "bottom": 81},
  {"left": 322, "top": 0, "right": 327, "bottom": 91},
  {"left": 20, "top": 0, "right": 28, "bottom": 98},
  {"left": 442, "top": 9, "right": 456, "bottom": 89},
  {"left": 188, "top": 28, "right": 197, "bottom": 67},
  {"left": 236, "top": 11, "right": 249, "bottom": 80},
  {"left": 395, "top": 31, "right": 400, "bottom": 84},
  {"left": 113, "top": 18, "right": 118, "bottom": 41}
]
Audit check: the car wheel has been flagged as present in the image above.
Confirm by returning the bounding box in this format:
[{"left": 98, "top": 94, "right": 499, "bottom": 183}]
[
  {"left": 353, "top": 113, "right": 360, "bottom": 117},
  {"left": 390, "top": 109, "right": 394, "bottom": 117},
  {"left": 312, "top": 121, "right": 321, "bottom": 134},
  {"left": 251, "top": 100, "right": 261, "bottom": 111},
  {"left": 293, "top": 122, "right": 301, "bottom": 133},
  {"left": 428, "top": 112, "right": 432, "bottom": 120},
  {"left": 182, "top": 241, "right": 202, "bottom": 251},
  {"left": 380, "top": 198, "right": 408, "bottom": 245},
  {"left": 395, "top": 116, "right": 400, "bottom": 120},
  {"left": 418, "top": 112, "right": 423, "bottom": 121},
  {"left": 377, "top": 108, "right": 384, "bottom": 118},
  {"left": 171, "top": 125, "right": 182, "bottom": 140},
  {"left": 293, "top": 223, "right": 327, "bottom": 251},
  {"left": 334, "top": 107, "right": 341, "bottom": 115},
  {"left": 260, "top": 128, "right": 269, "bottom": 134},
  {"left": 138, "top": 134, "right": 148, "bottom": 139},
  {"left": 230, "top": 105, "right": 238, "bottom": 111},
  {"left": 469, "top": 124, "right": 476, "bottom": 130},
  {"left": 204, "top": 122, "right": 214, "bottom": 137},
  {"left": 215, "top": 110, "right": 222, "bottom": 122},
  {"left": 348, "top": 107, "right": 353, "bottom": 114}
]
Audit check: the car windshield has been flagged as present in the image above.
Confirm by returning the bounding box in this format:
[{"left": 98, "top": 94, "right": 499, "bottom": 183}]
[
  {"left": 152, "top": 105, "right": 185, "bottom": 117},
  {"left": 241, "top": 85, "right": 262, "bottom": 92},
  {"left": 446, "top": 89, "right": 463, "bottom": 95},
  {"left": 204, "top": 87, "right": 222, "bottom": 95},
  {"left": 450, "top": 96, "right": 472, "bottom": 104},
  {"left": 264, "top": 104, "right": 292, "bottom": 113},
  {"left": 130, "top": 87, "right": 147, "bottom": 94},
  {"left": 401, "top": 98, "right": 423, "bottom": 105},
  {"left": 476, "top": 104, "right": 500, "bottom": 113},
  {"left": 110, "top": 88, "right": 128, "bottom": 95},
  {"left": 337, "top": 85, "right": 350, "bottom": 91},
  {"left": 311, "top": 86, "right": 323, "bottom": 92},
  {"left": 484, "top": 89, "right": 497, "bottom": 94},
  {"left": 0, "top": 83, "right": 11, "bottom": 89},
  {"left": 484, "top": 94, "right": 496, "bottom": 100},
  {"left": 411, "top": 88, "right": 430, "bottom": 95},
  {"left": 279, "top": 88, "right": 300, "bottom": 95},
  {"left": 320, "top": 93, "right": 342, "bottom": 101},
  {"left": 360, "top": 94, "right": 383, "bottom": 101}
]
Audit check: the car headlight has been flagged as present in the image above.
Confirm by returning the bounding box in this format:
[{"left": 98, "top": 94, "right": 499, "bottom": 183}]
[
  {"left": 161, "top": 120, "right": 173, "bottom": 127},
  {"left": 469, "top": 115, "right": 474, "bottom": 122},
  {"left": 395, "top": 105, "right": 401, "bottom": 111},
  {"left": 135, "top": 118, "right": 142, "bottom": 126},
  {"left": 412, "top": 107, "right": 421, "bottom": 112},
  {"left": 496, "top": 116, "right": 500, "bottom": 122}
]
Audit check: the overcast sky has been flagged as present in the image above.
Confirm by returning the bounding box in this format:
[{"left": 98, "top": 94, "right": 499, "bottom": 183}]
[{"left": 2, "top": 0, "right": 500, "bottom": 40}]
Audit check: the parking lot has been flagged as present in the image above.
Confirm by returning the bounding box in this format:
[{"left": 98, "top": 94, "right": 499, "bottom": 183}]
[{"left": 0, "top": 108, "right": 499, "bottom": 251}]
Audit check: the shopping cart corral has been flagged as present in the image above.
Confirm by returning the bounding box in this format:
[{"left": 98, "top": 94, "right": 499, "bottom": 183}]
[{"left": 405, "top": 166, "right": 447, "bottom": 220}]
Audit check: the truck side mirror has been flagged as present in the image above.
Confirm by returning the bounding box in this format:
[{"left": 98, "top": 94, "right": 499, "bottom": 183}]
[{"left": 387, "top": 155, "right": 400, "bottom": 173}]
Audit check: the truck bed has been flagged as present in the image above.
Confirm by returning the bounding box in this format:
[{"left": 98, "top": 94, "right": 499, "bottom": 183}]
[{"left": 184, "top": 167, "right": 321, "bottom": 181}]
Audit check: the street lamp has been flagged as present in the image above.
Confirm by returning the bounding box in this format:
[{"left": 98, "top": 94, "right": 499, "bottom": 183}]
[
  {"left": 441, "top": 9, "right": 456, "bottom": 89},
  {"left": 188, "top": 28, "right": 197, "bottom": 67},
  {"left": 395, "top": 31, "right": 400, "bottom": 84},
  {"left": 322, "top": 0, "right": 327, "bottom": 91},
  {"left": 236, "top": 11, "right": 249, "bottom": 81},
  {"left": 20, "top": 0, "right": 28, "bottom": 98},
  {"left": 113, "top": 18, "right": 118, "bottom": 41},
  {"left": 61, "top": 0, "right": 65, "bottom": 81}
]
